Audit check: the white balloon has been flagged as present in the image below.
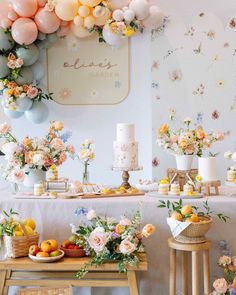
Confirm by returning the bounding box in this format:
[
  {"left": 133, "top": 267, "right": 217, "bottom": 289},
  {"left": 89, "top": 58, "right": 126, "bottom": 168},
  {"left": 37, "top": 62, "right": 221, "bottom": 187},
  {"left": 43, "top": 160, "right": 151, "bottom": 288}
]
[
  {"left": 31, "top": 61, "right": 45, "bottom": 81},
  {"left": 129, "top": 0, "right": 149, "bottom": 20},
  {"left": 112, "top": 9, "right": 124, "bottom": 21},
  {"left": 123, "top": 9, "right": 135, "bottom": 22},
  {"left": 4, "top": 108, "right": 24, "bottom": 119},
  {"left": 15, "top": 97, "right": 33, "bottom": 112},
  {"left": 25, "top": 101, "right": 49, "bottom": 124},
  {"left": 143, "top": 6, "right": 164, "bottom": 30},
  {"left": 102, "top": 24, "right": 124, "bottom": 47},
  {"left": 109, "top": 0, "right": 130, "bottom": 10},
  {"left": 94, "top": 7, "right": 111, "bottom": 26}
]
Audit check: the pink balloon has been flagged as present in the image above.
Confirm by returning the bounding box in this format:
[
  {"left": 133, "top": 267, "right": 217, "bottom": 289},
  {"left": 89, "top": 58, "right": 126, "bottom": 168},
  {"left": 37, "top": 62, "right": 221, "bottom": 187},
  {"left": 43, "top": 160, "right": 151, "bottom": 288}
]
[
  {"left": 12, "top": 0, "right": 38, "bottom": 17},
  {"left": 0, "top": 0, "right": 14, "bottom": 28},
  {"left": 109, "top": 0, "right": 130, "bottom": 10},
  {"left": 35, "top": 7, "right": 61, "bottom": 34},
  {"left": 37, "top": 0, "right": 47, "bottom": 7},
  {"left": 11, "top": 18, "right": 38, "bottom": 45},
  {"left": 1, "top": 18, "right": 12, "bottom": 29},
  {"left": 8, "top": 11, "right": 19, "bottom": 21}
]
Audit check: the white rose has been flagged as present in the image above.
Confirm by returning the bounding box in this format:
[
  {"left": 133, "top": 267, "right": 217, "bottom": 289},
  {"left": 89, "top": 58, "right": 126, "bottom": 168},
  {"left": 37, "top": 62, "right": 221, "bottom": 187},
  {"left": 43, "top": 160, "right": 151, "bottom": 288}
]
[
  {"left": 88, "top": 227, "right": 108, "bottom": 253},
  {"left": 119, "top": 238, "right": 136, "bottom": 255},
  {"left": 2, "top": 142, "right": 18, "bottom": 158},
  {"left": 86, "top": 209, "right": 97, "bottom": 220},
  {"left": 32, "top": 154, "right": 45, "bottom": 166},
  {"left": 224, "top": 151, "right": 232, "bottom": 159},
  {"left": 120, "top": 217, "right": 132, "bottom": 226}
]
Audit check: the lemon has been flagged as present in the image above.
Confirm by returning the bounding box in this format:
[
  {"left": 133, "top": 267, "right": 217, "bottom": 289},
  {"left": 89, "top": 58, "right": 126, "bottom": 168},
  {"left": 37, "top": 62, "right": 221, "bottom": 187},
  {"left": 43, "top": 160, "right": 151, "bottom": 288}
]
[
  {"left": 160, "top": 178, "right": 169, "bottom": 185},
  {"left": 24, "top": 218, "right": 36, "bottom": 230},
  {"left": 24, "top": 225, "right": 35, "bottom": 235},
  {"left": 186, "top": 214, "right": 200, "bottom": 223},
  {"left": 14, "top": 231, "right": 24, "bottom": 237},
  {"left": 181, "top": 205, "right": 193, "bottom": 216}
]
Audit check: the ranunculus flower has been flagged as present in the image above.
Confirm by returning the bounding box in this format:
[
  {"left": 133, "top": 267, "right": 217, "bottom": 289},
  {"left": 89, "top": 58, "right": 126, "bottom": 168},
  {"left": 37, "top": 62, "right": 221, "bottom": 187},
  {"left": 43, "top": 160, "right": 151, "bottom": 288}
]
[
  {"left": 142, "top": 224, "right": 156, "bottom": 238},
  {"left": 27, "top": 87, "right": 38, "bottom": 99},
  {"left": 88, "top": 227, "right": 108, "bottom": 253},
  {"left": 119, "top": 239, "right": 136, "bottom": 255},
  {"left": 0, "top": 123, "right": 11, "bottom": 134},
  {"left": 86, "top": 209, "right": 96, "bottom": 220},
  {"left": 213, "top": 278, "right": 228, "bottom": 294},
  {"left": 51, "top": 138, "right": 65, "bottom": 151}
]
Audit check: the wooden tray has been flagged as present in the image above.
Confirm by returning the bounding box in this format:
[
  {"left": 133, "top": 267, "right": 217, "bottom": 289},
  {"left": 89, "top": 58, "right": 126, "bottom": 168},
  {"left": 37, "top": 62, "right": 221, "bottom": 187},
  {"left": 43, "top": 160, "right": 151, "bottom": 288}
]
[{"left": 79, "top": 192, "right": 145, "bottom": 199}]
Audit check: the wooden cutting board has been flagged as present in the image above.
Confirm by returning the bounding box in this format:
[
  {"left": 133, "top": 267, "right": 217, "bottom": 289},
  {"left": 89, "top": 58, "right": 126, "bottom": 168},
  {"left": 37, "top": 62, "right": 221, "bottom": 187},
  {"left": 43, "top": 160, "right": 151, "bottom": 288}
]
[{"left": 78, "top": 192, "right": 145, "bottom": 199}]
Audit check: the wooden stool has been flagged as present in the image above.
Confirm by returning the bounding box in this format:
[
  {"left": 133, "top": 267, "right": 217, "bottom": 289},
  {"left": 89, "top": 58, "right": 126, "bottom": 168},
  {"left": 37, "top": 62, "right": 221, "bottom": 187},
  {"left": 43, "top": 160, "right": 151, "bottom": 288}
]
[
  {"left": 18, "top": 286, "right": 72, "bottom": 295},
  {"left": 168, "top": 237, "right": 211, "bottom": 295},
  {"left": 0, "top": 254, "right": 147, "bottom": 295},
  {"left": 197, "top": 180, "right": 221, "bottom": 196}
]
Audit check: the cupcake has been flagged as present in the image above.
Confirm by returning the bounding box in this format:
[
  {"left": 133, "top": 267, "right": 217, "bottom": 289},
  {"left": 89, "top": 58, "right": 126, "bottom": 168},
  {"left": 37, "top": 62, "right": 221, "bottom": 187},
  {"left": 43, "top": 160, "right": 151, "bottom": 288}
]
[
  {"left": 183, "top": 183, "right": 194, "bottom": 194},
  {"left": 169, "top": 183, "right": 180, "bottom": 195}
]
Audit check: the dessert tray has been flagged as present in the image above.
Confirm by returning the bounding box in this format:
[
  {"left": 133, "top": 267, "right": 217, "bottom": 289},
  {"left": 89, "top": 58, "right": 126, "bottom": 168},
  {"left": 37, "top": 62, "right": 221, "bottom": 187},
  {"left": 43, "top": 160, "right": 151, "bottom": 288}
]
[{"left": 147, "top": 192, "right": 204, "bottom": 199}]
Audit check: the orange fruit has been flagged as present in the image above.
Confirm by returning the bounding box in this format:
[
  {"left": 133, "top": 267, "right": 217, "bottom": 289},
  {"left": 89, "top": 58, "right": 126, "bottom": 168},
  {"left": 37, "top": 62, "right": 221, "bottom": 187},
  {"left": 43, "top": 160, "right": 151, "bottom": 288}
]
[
  {"left": 36, "top": 252, "right": 49, "bottom": 257},
  {"left": 181, "top": 205, "right": 193, "bottom": 216},
  {"left": 186, "top": 214, "right": 200, "bottom": 223},
  {"left": 171, "top": 212, "right": 183, "bottom": 221}
]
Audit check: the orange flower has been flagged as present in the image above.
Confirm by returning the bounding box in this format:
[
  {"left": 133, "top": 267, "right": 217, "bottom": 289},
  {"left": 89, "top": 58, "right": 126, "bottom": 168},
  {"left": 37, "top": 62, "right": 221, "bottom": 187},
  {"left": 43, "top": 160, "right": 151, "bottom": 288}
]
[
  {"left": 158, "top": 124, "right": 169, "bottom": 135},
  {"left": 14, "top": 88, "right": 21, "bottom": 97},
  {"left": 23, "top": 136, "right": 32, "bottom": 147},
  {"left": 179, "top": 139, "right": 188, "bottom": 149},
  {"left": 7, "top": 81, "right": 17, "bottom": 89},
  {"left": 196, "top": 128, "right": 206, "bottom": 140},
  {"left": 8, "top": 53, "right": 16, "bottom": 61},
  {"left": 25, "top": 151, "right": 35, "bottom": 164},
  {"left": 142, "top": 224, "right": 156, "bottom": 238},
  {"left": 23, "top": 84, "right": 30, "bottom": 92},
  {"left": 115, "top": 224, "right": 125, "bottom": 235}
]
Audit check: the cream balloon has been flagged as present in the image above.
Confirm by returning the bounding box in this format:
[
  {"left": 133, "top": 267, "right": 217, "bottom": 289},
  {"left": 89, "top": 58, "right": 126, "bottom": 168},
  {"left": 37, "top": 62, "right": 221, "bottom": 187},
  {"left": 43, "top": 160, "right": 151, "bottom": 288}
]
[
  {"left": 79, "top": 0, "right": 102, "bottom": 8},
  {"left": 70, "top": 22, "right": 94, "bottom": 38},
  {"left": 94, "top": 7, "right": 111, "bottom": 26},
  {"left": 102, "top": 24, "right": 124, "bottom": 47},
  {"left": 55, "top": 0, "right": 78, "bottom": 21},
  {"left": 112, "top": 9, "right": 124, "bottom": 21},
  {"left": 78, "top": 5, "right": 90, "bottom": 17},
  {"left": 84, "top": 15, "right": 95, "bottom": 29},
  {"left": 129, "top": 0, "right": 149, "bottom": 20},
  {"left": 142, "top": 6, "right": 164, "bottom": 30},
  {"left": 74, "top": 15, "right": 84, "bottom": 26},
  {"left": 123, "top": 9, "right": 135, "bottom": 22},
  {"left": 109, "top": 0, "right": 130, "bottom": 10}
]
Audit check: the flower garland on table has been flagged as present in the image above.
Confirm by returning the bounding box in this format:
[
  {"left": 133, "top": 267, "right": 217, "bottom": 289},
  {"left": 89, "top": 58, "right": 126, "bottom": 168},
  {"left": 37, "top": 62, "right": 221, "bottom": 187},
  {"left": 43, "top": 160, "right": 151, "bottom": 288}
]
[
  {"left": 71, "top": 208, "right": 155, "bottom": 278},
  {"left": 0, "top": 121, "right": 75, "bottom": 184},
  {"left": 157, "top": 115, "right": 225, "bottom": 157}
]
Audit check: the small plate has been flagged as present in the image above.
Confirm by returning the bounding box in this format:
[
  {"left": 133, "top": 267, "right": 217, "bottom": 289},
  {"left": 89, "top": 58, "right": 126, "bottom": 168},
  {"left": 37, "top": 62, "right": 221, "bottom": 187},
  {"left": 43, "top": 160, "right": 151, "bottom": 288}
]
[
  {"left": 28, "top": 250, "right": 64, "bottom": 263},
  {"left": 148, "top": 192, "right": 203, "bottom": 199}
]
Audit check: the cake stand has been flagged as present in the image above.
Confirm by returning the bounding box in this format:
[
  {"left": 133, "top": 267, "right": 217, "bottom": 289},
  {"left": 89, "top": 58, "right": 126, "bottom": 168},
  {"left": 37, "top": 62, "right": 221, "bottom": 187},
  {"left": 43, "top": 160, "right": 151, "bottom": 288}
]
[{"left": 112, "top": 167, "right": 143, "bottom": 189}]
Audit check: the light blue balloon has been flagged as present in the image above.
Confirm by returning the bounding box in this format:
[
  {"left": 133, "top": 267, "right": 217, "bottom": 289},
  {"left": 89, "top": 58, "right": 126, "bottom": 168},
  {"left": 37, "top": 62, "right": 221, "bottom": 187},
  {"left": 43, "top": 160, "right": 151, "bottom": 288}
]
[
  {"left": 16, "top": 97, "right": 33, "bottom": 112},
  {"left": 37, "top": 33, "right": 46, "bottom": 41},
  {"left": 16, "top": 44, "right": 39, "bottom": 66},
  {"left": 39, "top": 40, "right": 50, "bottom": 50},
  {"left": 47, "top": 33, "right": 58, "bottom": 44},
  {"left": 31, "top": 61, "right": 45, "bottom": 81},
  {"left": 0, "top": 56, "right": 10, "bottom": 78},
  {"left": 25, "top": 102, "right": 49, "bottom": 124},
  {"left": 4, "top": 108, "right": 24, "bottom": 119},
  {"left": 0, "top": 29, "right": 14, "bottom": 51},
  {"left": 15, "top": 67, "right": 33, "bottom": 85}
]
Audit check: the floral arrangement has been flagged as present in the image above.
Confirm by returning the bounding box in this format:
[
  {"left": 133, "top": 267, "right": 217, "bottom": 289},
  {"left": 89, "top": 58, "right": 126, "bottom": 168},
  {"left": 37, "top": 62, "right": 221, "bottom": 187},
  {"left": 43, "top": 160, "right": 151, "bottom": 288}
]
[
  {"left": 78, "top": 139, "right": 95, "bottom": 184},
  {"left": 70, "top": 207, "right": 155, "bottom": 278},
  {"left": 157, "top": 116, "right": 225, "bottom": 156},
  {"left": 0, "top": 121, "right": 75, "bottom": 183},
  {"left": 158, "top": 199, "right": 229, "bottom": 223},
  {"left": 211, "top": 255, "right": 236, "bottom": 295}
]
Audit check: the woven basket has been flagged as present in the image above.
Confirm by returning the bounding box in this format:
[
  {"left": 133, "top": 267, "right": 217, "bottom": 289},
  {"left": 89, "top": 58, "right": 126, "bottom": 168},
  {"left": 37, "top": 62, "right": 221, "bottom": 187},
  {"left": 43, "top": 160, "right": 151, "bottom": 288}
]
[
  {"left": 17, "top": 286, "right": 72, "bottom": 295},
  {"left": 175, "top": 216, "right": 213, "bottom": 244},
  {"left": 4, "top": 223, "right": 39, "bottom": 258}
]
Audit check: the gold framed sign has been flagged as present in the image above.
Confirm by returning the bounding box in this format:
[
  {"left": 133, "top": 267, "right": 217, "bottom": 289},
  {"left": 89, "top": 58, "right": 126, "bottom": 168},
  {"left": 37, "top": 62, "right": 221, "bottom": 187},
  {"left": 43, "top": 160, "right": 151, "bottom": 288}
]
[{"left": 47, "top": 37, "right": 130, "bottom": 105}]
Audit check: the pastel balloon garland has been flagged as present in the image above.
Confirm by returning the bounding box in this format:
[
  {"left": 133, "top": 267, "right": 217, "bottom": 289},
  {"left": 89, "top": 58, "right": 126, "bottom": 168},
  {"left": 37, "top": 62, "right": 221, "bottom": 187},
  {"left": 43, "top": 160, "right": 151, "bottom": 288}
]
[{"left": 0, "top": 0, "right": 165, "bottom": 123}]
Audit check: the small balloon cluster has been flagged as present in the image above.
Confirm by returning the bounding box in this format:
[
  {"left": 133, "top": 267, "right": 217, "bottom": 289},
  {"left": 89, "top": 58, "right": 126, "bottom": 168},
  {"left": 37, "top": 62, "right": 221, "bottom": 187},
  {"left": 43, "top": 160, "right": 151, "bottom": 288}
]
[{"left": 0, "top": 0, "right": 165, "bottom": 122}]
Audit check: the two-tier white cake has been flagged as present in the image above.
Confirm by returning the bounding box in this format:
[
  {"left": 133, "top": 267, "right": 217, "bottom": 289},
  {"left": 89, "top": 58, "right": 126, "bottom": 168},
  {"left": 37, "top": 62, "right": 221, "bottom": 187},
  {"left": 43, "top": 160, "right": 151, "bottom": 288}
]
[{"left": 113, "top": 123, "right": 139, "bottom": 170}]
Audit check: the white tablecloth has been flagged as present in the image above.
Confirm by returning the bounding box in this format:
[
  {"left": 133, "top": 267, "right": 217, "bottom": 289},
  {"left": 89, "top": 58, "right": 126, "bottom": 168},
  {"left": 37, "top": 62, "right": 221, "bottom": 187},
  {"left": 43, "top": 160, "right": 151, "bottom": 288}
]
[{"left": 0, "top": 191, "right": 235, "bottom": 295}]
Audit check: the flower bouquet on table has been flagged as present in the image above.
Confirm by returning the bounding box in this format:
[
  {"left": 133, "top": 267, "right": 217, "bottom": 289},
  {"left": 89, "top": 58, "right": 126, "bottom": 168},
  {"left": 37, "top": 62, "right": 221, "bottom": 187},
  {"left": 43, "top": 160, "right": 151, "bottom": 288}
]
[
  {"left": 158, "top": 199, "right": 229, "bottom": 243},
  {"left": 77, "top": 139, "right": 95, "bottom": 184},
  {"left": 0, "top": 121, "right": 75, "bottom": 188},
  {"left": 70, "top": 208, "right": 155, "bottom": 279},
  {"left": 211, "top": 255, "right": 236, "bottom": 294},
  {"left": 0, "top": 208, "right": 39, "bottom": 258},
  {"left": 157, "top": 113, "right": 225, "bottom": 170}
]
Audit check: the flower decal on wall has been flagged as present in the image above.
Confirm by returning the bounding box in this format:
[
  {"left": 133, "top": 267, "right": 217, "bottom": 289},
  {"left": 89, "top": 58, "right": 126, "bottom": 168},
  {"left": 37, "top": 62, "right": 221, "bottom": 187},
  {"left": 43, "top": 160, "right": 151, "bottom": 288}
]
[
  {"left": 59, "top": 88, "right": 72, "bottom": 100},
  {"left": 212, "top": 110, "right": 220, "bottom": 120},
  {"left": 169, "top": 69, "right": 182, "bottom": 82},
  {"left": 152, "top": 157, "right": 160, "bottom": 167}
]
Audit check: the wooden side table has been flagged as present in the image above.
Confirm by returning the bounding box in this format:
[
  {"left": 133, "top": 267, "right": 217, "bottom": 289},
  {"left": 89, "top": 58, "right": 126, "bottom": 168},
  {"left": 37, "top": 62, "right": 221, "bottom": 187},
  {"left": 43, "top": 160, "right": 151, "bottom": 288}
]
[
  {"left": 0, "top": 254, "right": 147, "bottom": 295},
  {"left": 167, "top": 169, "right": 198, "bottom": 191},
  {"left": 168, "top": 237, "right": 211, "bottom": 295}
]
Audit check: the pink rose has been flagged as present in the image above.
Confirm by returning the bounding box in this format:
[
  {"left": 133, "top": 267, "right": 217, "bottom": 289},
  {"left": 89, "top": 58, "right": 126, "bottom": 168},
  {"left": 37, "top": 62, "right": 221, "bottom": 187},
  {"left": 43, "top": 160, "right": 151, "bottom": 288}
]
[
  {"left": 27, "top": 87, "right": 39, "bottom": 99},
  {"left": 119, "top": 239, "right": 136, "bottom": 255},
  {"left": 7, "top": 60, "right": 16, "bottom": 69},
  {"left": 51, "top": 138, "right": 65, "bottom": 151},
  {"left": 59, "top": 152, "right": 67, "bottom": 164},
  {"left": 0, "top": 123, "right": 11, "bottom": 134},
  {"left": 213, "top": 278, "right": 228, "bottom": 294},
  {"left": 67, "top": 144, "right": 75, "bottom": 154},
  {"left": 11, "top": 169, "right": 25, "bottom": 183},
  {"left": 88, "top": 228, "right": 108, "bottom": 253}
]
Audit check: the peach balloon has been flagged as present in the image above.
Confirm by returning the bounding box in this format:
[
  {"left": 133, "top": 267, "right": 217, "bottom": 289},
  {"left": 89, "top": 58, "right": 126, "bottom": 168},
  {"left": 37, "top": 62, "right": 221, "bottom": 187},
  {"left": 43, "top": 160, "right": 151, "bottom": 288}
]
[
  {"left": 94, "top": 7, "right": 111, "bottom": 26},
  {"left": 1, "top": 19, "right": 12, "bottom": 29},
  {"left": 12, "top": 0, "right": 38, "bottom": 17},
  {"left": 84, "top": 15, "right": 95, "bottom": 29},
  {"left": 74, "top": 16, "right": 84, "bottom": 26},
  {"left": 108, "top": 0, "right": 130, "bottom": 10},
  {"left": 70, "top": 22, "right": 94, "bottom": 38},
  {"left": 55, "top": 0, "right": 78, "bottom": 21},
  {"left": 78, "top": 5, "right": 90, "bottom": 17},
  {"left": 0, "top": 0, "right": 14, "bottom": 28},
  {"left": 37, "top": 0, "right": 47, "bottom": 7},
  {"left": 8, "top": 11, "right": 18, "bottom": 21},
  {"left": 35, "top": 8, "right": 61, "bottom": 34},
  {"left": 79, "top": 0, "right": 102, "bottom": 8},
  {"left": 11, "top": 18, "right": 38, "bottom": 45}
]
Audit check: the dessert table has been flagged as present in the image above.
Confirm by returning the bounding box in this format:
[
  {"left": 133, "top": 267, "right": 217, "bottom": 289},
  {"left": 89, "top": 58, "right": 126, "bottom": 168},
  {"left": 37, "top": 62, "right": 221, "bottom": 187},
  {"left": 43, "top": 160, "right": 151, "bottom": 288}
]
[{"left": 0, "top": 190, "right": 235, "bottom": 295}]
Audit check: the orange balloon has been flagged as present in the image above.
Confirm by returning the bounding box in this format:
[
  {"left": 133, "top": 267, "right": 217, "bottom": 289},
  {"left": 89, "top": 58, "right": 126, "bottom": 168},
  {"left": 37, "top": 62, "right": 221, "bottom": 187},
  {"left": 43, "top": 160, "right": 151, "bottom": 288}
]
[{"left": 79, "top": 0, "right": 102, "bottom": 8}]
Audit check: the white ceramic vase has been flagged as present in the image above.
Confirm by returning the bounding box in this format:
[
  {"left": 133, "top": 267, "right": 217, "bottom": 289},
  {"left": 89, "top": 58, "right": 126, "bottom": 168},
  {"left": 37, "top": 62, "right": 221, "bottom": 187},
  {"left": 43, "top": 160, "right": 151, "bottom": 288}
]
[
  {"left": 23, "top": 169, "right": 46, "bottom": 188},
  {"left": 175, "top": 154, "right": 194, "bottom": 171},
  {"left": 198, "top": 157, "right": 217, "bottom": 181}
]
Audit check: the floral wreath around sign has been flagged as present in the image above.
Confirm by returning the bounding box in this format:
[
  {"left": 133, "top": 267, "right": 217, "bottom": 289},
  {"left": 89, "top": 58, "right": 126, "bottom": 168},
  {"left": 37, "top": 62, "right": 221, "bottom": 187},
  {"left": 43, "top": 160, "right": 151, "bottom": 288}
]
[{"left": 0, "top": 0, "right": 166, "bottom": 123}]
